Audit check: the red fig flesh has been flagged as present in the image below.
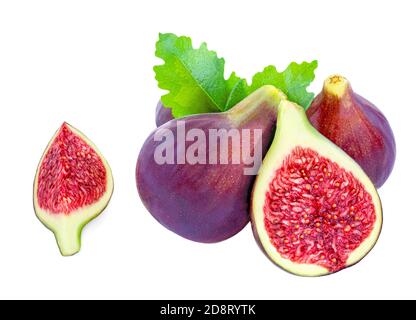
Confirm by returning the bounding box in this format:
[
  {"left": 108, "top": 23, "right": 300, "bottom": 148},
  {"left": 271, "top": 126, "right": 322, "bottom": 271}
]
[{"left": 307, "top": 75, "right": 396, "bottom": 188}]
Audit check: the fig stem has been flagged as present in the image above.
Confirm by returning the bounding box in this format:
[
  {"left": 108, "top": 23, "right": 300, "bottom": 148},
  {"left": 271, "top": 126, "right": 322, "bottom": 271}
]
[
  {"left": 227, "top": 85, "right": 286, "bottom": 125},
  {"left": 277, "top": 100, "right": 310, "bottom": 131},
  {"left": 324, "top": 75, "right": 350, "bottom": 98},
  {"left": 54, "top": 227, "right": 81, "bottom": 256}
]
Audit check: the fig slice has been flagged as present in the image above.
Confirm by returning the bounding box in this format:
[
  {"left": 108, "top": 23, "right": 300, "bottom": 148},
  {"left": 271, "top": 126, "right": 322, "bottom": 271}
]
[
  {"left": 251, "top": 100, "right": 382, "bottom": 276},
  {"left": 34, "top": 123, "right": 114, "bottom": 256}
]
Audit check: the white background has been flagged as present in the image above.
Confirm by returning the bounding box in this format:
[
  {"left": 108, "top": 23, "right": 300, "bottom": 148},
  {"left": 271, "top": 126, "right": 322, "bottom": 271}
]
[{"left": 0, "top": 0, "right": 414, "bottom": 299}]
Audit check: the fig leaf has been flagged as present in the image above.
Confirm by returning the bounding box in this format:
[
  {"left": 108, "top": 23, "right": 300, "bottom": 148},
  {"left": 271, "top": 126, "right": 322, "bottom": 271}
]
[
  {"left": 249, "top": 61, "right": 318, "bottom": 108},
  {"left": 154, "top": 33, "right": 318, "bottom": 117},
  {"left": 154, "top": 33, "right": 233, "bottom": 118},
  {"left": 225, "top": 72, "right": 249, "bottom": 111}
]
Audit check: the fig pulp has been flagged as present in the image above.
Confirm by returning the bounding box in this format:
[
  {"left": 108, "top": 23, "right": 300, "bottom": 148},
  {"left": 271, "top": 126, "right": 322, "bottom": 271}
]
[
  {"left": 307, "top": 75, "right": 396, "bottom": 188},
  {"left": 137, "top": 86, "right": 286, "bottom": 243},
  {"left": 251, "top": 100, "right": 382, "bottom": 276},
  {"left": 34, "top": 123, "right": 114, "bottom": 256},
  {"left": 156, "top": 100, "right": 174, "bottom": 127}
]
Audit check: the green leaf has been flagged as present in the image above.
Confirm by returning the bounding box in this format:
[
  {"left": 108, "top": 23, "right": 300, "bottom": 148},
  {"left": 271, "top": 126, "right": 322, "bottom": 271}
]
[
  {"left": 154, "top": 33, "right": 318, "bottom": 118},
  {"left": 224, "top": 72, "right": 249, "bottom": 111},
  {"left": 249, "top": 60, "right": 318, "bottom": 108},
  {"left": 154, "top": 33, "right": 230, "bottom": 118}
]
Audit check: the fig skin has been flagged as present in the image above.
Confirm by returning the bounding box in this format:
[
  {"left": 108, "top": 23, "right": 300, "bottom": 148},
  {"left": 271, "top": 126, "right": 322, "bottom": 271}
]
[
  {"left": 306, "top": 75, "right": 396, "bottom": 188},
  {"left": 155, "top": 100, "right": 174, "bottom": 127},
  {"left": 137, "top": 86, "right": 285, "bottom": 243}
]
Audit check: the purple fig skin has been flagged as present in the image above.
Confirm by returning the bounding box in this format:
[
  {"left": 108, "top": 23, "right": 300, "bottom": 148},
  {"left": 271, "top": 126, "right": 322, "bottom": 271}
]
[
  {"left": 155, "top": 100, "right": 174, "bottom": 127},
  {"left": 137, "top": 86, "right": 285, "bottom": 243},
  {"left": 306, "top": 75, "right": 396, "bottom": 188}
]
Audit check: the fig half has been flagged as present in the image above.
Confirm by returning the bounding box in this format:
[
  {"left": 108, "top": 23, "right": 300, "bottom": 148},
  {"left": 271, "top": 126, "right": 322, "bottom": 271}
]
[
  {"left": 307, "top": 75, "right": 396, "bottom": 188},
  {"left": 34, "top": 123, "right": 114, "bottom": 256},
  {"left": 137, "top": 86, "right": 286, "bottom": 243},
  {"left": 251, "top": 100, "right": 382, "bottom": 276}
]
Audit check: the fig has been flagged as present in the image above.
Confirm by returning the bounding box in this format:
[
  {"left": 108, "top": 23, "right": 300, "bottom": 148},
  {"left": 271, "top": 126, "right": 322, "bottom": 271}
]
[
  {"left": 307, "top": 75, "right": 396, "bottom": 188},
  {"left": 137, "top": 86, "right": 286, "bottom": 243},
  {"left": 34, "top": 123, "right": 114, "bottom": 256},
  {"left": 251, "top": 100, "right": 382, "bottom": 276},
  {"left": 155, "top": 100, "right": 174, "bottom": 127}
]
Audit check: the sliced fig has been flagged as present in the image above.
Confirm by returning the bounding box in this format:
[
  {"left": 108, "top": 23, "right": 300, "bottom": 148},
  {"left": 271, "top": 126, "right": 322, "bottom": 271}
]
[
  {"left": 137, "top": 86, "right": 286, "bottom": 243},
  {"left": 251, "top": 100, "right": 382, "bottom": 276},
  {"left": 34, "top": 123, "right": 114, "bottom": 256},
  {"left": 307, "top": 75, "right": 396, "bottom": 188},
  {"left": 155, "top": 100, "right": 174, "bottom": 127}
]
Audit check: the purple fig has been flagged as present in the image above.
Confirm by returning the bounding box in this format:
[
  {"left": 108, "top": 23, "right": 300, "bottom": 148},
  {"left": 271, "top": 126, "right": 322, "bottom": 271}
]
[
  {"left": 137, "top": 86, "right": 286, "bottom": 243},
  {"left": 155, "top": 100, "right": 174, "bottom": 127},
  {"left": 307, "top": 75, "right": 396, "bottom": 188}
]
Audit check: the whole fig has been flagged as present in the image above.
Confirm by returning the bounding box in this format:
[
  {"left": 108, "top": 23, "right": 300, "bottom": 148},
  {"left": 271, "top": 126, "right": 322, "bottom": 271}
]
[
  {"left": 306, "top": 75, "right": 396, "bottom": 188},
  {"left": 137, "top": 86, "right": 286, "bottom": 243}
]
